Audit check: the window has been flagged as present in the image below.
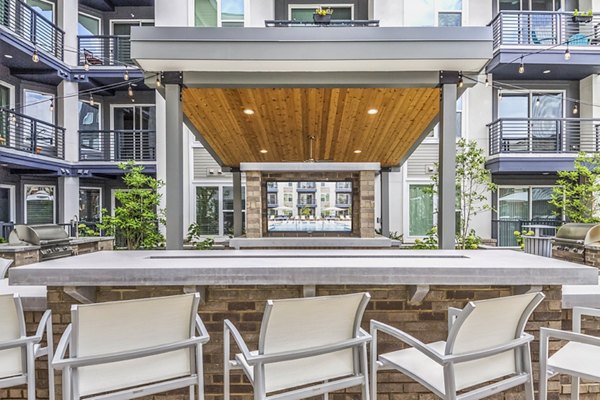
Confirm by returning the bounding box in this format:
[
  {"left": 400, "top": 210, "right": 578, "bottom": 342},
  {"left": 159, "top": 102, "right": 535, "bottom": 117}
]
[
  {"left": 112, "top": 105, "right": 156, "bottom": 161},
  {"left": 24, "top": 90, "right": 53, "bottom": 124},
  {"left": 0, "top": 82, "right": 14, "bottom": 145},
  {"left": 405, "top": 0, "right": 462, "bottom": 27},
  {"left": 26, "top": 0, "right": 54, "bottom": 23},
  {"left": 0, "top": 185, "right": 15, "bottom": 223},
  {"left": 499, "top": 0, "right": 561, "bottom": 11},
  {"left": 195, "top": 0, "right": 244, "bottom": 27},
  {"left": 25, "top": 185, "right": 55, "bottom": 224},
  {"left": 298, "top": 193, "right": 315, "bottom": 206},
  {"left": 195, "top": 185, "right": 246, "bottom": 236},
  {"left": 79, "top": 187, "right": 101, "bottom": 222},
  {"left": 409, "top": 184, "right": 434, "bottom": 236},
  {"left": 336, "top": 193, "right": 351, "bottom": 206},
  {"left": 290, "top": 5, "right": 353, "bottom": 21},
  {"left": 426, "top": 97, "right": 464, "bottom": 139},
  {"left": 78, "top": 12, "right": 101, "bottom": 35},
  {"left": 496, "top": 185, "right": 561, "bottom": 246},
  {"left": 79, "top": 100, "right": 102, "bottom": 160}
]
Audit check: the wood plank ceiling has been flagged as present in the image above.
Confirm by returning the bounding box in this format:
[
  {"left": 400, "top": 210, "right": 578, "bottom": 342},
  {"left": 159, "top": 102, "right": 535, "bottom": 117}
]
[{"left": 183, "top": 87, "right": 439, "bottom": 168}]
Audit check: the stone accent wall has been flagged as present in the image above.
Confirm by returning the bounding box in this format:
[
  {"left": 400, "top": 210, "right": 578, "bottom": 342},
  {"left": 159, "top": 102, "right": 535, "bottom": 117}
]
[
  {"left": 245, "top": 171, "right": 262, "bottom": 238},
  {"left": 6, "top": 284, "right": 596, "bottom": 400},
  {"left": 359, "top": 171, "right": 375, "bottom": 238}
]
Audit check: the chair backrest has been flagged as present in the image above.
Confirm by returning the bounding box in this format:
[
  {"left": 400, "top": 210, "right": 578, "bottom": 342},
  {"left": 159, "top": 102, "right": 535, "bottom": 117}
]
[
  {"left": 0, "top": 294, "right": 26, "bottom": 380},
  {"left": 445, "top": 292, "right": 544, "bottom": 391},
  {"left": 258, "top": 292, "right": 370, "bottom": 393},
  {"left": 71, "top": 293, "right": 199, "bottom": 397}
]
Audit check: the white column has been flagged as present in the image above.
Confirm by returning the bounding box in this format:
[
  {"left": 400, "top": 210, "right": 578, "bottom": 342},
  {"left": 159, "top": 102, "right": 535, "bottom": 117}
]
[
  {"left": 57, "top": 177, "right": 79, "bottom": 227},
  {"left": 155, "top": 0, "right": 190, "bottom": 26},
  {"left": 579, "top": 75, "right": 600, "bottom": 153},
  {"left": 56, "top": 0, "right": 78, "bottom": 65},
  {"left": 156, "top": 91, "right": 167, "bottom": 236},
  {"left": 58, "top": 81, "right": 79, "bottom": 162},
  {"left": 380, "top": 169, "right": 390, "bottom": 237},
  {"left": 165, "top": 84, "right": 184, "bottom": 249}
]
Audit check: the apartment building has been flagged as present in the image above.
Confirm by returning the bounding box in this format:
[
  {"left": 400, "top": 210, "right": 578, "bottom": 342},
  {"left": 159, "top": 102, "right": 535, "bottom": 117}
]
[{"left": 0, "top": 0, "right": 596, "bottom": 246}]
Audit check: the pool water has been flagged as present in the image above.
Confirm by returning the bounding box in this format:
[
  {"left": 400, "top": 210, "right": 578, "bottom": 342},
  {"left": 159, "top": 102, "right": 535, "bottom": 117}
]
[{"left": 268, "top": 220, "right": 352, "bottom": 232}]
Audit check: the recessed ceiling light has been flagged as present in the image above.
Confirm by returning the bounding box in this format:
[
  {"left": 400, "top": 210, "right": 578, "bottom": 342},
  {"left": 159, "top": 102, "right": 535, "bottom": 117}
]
[
  {"left": 367, "top": 108, "right": 378, "bottom": 115},
  {"left": 354, "top": 149, "right": 362, "bottom": 154},
  {"left": 4, "top": 54, "right": 12, "bottom": 59},
  {"left": 260, "top": 149, "right": 268, "bottom": 154},
  {"left": 543, "top": 69, "right": 551, "bottom": 74},
  {"left": 243, "top": 109, "right": 255, "bottom": 115}
]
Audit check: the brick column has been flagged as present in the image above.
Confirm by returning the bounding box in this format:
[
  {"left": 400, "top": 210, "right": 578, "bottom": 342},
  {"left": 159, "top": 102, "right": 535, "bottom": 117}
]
[
  {"left": 245, "top": 171, "right": 262, "bottom": 238},
  {"left": 359, "top": 170, "right": 375, "bottom": 238}
]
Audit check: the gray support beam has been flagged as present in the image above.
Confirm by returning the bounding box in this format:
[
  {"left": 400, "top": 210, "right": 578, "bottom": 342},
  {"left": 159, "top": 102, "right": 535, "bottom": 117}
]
[
  {"left": 233, "top": 171, "right": 243, "bottom": 237},
  {"left": 438, "top": 83, "right": 457, "bottom": 249},
  {"left": 380, "top": 169, "right": 390, "bottom": 237},
  {"left": 165, "top": 84, "right": 184, "bottom": 250}
]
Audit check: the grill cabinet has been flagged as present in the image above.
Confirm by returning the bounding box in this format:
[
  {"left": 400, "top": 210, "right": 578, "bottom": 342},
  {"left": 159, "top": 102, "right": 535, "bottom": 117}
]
[{"left": 9, "top": 224, "right": 72, "bottom": 261}]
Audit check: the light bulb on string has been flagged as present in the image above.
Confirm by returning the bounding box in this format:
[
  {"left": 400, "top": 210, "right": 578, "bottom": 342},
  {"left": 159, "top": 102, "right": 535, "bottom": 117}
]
[
  {"left": 10, "top": 109, "right": 16, "bottom": 123},
  {"left": 485, "top": 75, "right": 490, "bottom": 87},
  {"left": 89, "top": 93, "right": 95, "bottom": 106},
  {"left": 535, "top": 97, "right": 540, "bottom": 107},
  {"left": 573, "top": 103, "right": 579, "bottom": 115},
  {"left": 498, "top": 88, "right": 503, "bottom": 101},
  {"left": 124, "top": 67, "right": 129, "bottom": 81},
  {"left": 128, "top": 84, "right": 134, "bottom": 97},
  {"left": 156, "top": 74, "right": 161, "bottom": 87},
  {"left": 518, "top": 57, "right": 525, "bottom": 74},
  {"left": 83, "top": 61, "right": 90, "bottom": 71},
  {"left": 458, "top": 74, "right": 464, "bottom": 88},
  {"left": 564, "top": 47, "right": 571, "bottom": 60},
  {"left": 49, "top": 98, "right": 54, "bottom": 112},
  {"left": 32, "top": 48, "right": 39, "bottom": 63}
]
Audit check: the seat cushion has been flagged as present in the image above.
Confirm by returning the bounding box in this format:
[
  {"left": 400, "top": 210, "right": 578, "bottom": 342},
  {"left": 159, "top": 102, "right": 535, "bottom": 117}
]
[
  {"left": 379, "top": 341, "right": 446, "bottom": 395},
  {"left": 548, "top": 342, "right": 600, "bottom": 380}
]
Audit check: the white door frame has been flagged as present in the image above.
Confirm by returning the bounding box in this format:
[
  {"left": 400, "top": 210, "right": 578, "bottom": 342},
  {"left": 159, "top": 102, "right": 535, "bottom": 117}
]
[{"left": 0, "top": 184, "right": 16, "bottom": 223}]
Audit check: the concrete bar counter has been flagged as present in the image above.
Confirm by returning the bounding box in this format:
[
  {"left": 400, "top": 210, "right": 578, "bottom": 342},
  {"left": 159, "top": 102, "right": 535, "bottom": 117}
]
[{"left": 7, "top": 249, "right": 599, "bottom": 400}]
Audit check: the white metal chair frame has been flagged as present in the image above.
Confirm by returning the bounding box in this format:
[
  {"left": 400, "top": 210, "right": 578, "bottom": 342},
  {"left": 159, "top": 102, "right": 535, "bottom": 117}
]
[
  {"left": 370, "top": 292, "right": 545, "bottom": 400},
  {"left": 52, "top": 293, "right": 210, "bottom": 400},
  {"left": 0, "top": 293, "right": 55, "bottom": 400},
  {"left": 539, "top": 306, "right": 600, "bottom": 400},
  {"left": 224, "top": 293, "right": 372, "bottom": 400}
]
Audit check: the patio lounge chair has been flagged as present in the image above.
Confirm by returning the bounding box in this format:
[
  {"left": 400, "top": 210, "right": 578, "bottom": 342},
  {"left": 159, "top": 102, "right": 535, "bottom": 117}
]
[
  {"left": 539, "top": 306, "right": 600, "bottom": 400},
  {"left": 224, "top": 292, "right": 372, "bottom": 400},
  {"left": 53, "top": 293, "right": 209, "bottom": 400},
  {"left": 0, "top": 293, "right": 54, "bottom": 400},
  {"left": 370, "top": 292, "right": 544, "bottom": 400}
]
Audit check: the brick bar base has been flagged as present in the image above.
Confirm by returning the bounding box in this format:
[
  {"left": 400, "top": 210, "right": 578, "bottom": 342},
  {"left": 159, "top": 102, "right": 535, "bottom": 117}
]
[{"left": 5, "top": 285, "right": 598, "bottom": 400}]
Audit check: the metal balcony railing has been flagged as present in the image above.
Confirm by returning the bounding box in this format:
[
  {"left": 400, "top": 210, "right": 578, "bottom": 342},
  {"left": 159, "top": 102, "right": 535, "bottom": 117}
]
[
  {"left": 79, "top": 130, "right": 156, "bottom": 162},
  {"left": 488, "top": 118, "right": 600, "bottom": 155},
  {"left": 0, "top": 0, "right": 64, "bottom": 59},
  {"left": 0, "top": 108, "right": 65, "bottom": 159},
  {"left": 490, "top": 11, "right": 600, "bottom": 50},
  {"left": 78, "top": 35, "right": 132, "bottom": 66}
]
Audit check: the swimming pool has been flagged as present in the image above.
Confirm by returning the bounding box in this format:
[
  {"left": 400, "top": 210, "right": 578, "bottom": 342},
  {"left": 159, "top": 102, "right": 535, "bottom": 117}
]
[{"left": 268, "top": 220, "right": 352, "bottom": 232}]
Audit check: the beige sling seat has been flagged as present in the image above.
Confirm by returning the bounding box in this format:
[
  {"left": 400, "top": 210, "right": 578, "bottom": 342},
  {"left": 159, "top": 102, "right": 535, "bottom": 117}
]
[
  {"left": 224, "top": 292, "right": 371, "bottom": 400},
  {"left": 370, "top": 292, "right": 544, "bottom": 400},
  {"left": 53, "top": 293, "right": 209, "bottom": 400},
  {"left": 0, "top": 293, "right": 54, "bottom": 400}
]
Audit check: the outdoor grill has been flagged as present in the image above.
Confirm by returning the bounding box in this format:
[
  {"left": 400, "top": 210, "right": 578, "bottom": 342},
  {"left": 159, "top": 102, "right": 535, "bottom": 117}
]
[
  {"left": 9, "top": 224, "right": 72, "bottom": 261},
  {"left": 552, "top": 223, "right": 600, "bottom": 263}
]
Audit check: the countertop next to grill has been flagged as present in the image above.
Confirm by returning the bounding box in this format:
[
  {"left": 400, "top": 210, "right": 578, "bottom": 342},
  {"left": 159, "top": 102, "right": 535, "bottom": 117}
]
[{"left": 8, "top": 249, "right": 598, "bottom": 287}]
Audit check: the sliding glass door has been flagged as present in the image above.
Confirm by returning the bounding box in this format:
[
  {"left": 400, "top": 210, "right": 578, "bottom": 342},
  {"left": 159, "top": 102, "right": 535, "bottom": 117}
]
[{"left": 112, "top": 105, "right": 155, "bottom": 161}]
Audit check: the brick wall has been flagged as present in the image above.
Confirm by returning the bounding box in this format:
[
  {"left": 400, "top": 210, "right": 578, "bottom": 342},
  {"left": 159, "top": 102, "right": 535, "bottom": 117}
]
[
  {"left": 5, "top": 284, "right": 595, "bottom": 400},
  {"left": 245, "top": 171, "right": 262, "bottom": 238}
]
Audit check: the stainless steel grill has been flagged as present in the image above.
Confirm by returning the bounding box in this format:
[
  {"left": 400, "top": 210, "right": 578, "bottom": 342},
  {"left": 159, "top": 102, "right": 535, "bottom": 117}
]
[
  {"left": 9, "top": 224, "right": 72, "bottom": 261},
  {"left": 552, "top": 223, "right": 600, "bottom": 262}
]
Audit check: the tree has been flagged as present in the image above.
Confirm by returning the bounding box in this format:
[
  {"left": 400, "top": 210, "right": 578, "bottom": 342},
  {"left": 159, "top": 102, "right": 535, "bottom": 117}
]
[
  {"left": 550, "top": 152, "right": 600, "bottom": 223},
  {"left": 98, "top": 161, "right": 165, "bottom": 249},
  {"left": 431, "top": 138, "right": 496, "bottom": 249}
]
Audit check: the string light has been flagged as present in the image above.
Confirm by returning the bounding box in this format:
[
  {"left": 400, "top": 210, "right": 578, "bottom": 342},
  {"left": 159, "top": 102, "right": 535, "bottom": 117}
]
[
  {"left": 83, "top": 61, "right": 90, "bottom": 71},
  {"left": 89, "top": 93, "right": 95, "bottom": 106},
  {"left": 535, "top": 97, "right": 540, "bottom": 107},
  {"left": 498, "top": 88, "right": 503, "bottom": 101},
  {"left": 124, "top": 66, "right": 129, "bottom": 81},
  {"left": 564, "top": 46, "right": 571, "bottom": 60},
  {"left": 49, "top": 98, "right": 54, "bottom": 112},
  {"left": 458, "top": 73, "right": 464, "bottom": 88},
  {"left": 127, "top": 84, "right": 133, "bottom": 97},
  {"left": 156, "top": 74, "right": 161, "bottom": 87},
  {"left": 518, "top": 56, "right": 525, "bottom": 74},
  {"left": 573, "top": 103, "right": 579, "bottom": 115},
  {"left": 10, "top": 109, "right": 16, "bottom": 123},
  {"left": 485, "top": 75, "right": 490, "bottom": 87},
  {"left": 32, "top": 48, "right": 39, "bottom": 63}
]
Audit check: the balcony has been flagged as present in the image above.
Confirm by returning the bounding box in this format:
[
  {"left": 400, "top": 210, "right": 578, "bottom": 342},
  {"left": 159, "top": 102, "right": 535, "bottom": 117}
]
[
  {"left": 79, "top": 130, "right": 156, "bottom": 162},
  {"left": 488, "top": 11, "right": 600, "bottom": 78},
  {"left": 490, "top": 11, "right": 600, "bottom": 49},
  {"left": 488, "top": 118, "right": 600, "bottom": 155},
  {"left": 0, "top": 108, "right": 64, "bottom": 159},
  {"left": 0, "top": 0, "right": 64, "bottom": 59},
  {"left": 78, "top": 35, "right": 132, "bottom": 67},
  {"left": 335, "top": 182, "right": 352, "bottom": 193}
]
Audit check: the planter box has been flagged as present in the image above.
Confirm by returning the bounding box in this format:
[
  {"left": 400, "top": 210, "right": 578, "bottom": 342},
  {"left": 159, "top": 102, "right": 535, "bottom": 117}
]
[
  {"left": 572, "top": 15, "right": 593, "bottom": 23},
  {"left": 313, "top": 14, "right": 332, "bottom": 24},
  {"left": 524, "top": 236, "right": 553, "bottom": 258}
]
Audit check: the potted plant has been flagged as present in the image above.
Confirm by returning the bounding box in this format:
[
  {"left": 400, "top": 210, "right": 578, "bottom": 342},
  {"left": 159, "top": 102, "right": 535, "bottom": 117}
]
[
  {"left": 572, "top": 9, "right": 593, "bottom": 23},
  {"left": 313, "top": 7, "right": 333, "bottom": 24}
]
